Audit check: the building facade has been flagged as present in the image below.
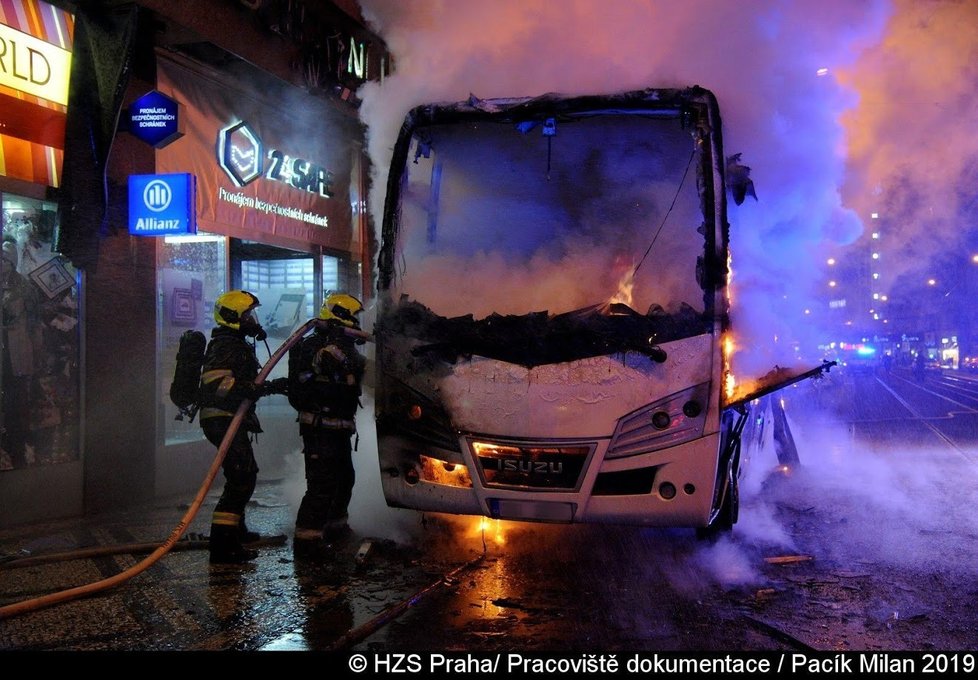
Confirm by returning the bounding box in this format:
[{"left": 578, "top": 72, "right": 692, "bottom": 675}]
[{"left": 0, "top": 0, "right": 389, "bottom": 526}]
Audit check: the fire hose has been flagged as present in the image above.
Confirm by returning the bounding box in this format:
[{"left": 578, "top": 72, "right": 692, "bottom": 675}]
[
  {"left": 326, "top": 552, "right": 486, "bottom": 651},
  {"left": 0, "top": 318, "right": 370, "bottom": 621}
]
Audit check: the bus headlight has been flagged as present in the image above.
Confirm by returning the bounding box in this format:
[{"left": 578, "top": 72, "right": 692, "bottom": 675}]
[{"left": 606, "top": 383, "right": 710, "bottom": 459}]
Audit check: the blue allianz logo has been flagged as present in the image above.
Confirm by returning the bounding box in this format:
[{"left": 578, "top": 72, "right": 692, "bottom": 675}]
[
  {"left": 142, "top": 179, "right": 173, "bottom": 212},
  {"left": 128, "top": 173, "right": 196, "bottom": 236}
]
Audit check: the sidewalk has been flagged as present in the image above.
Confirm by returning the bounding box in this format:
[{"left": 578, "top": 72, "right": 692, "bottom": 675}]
[{"left": 0, "top": 478, "right": 465, "bottom": 652}]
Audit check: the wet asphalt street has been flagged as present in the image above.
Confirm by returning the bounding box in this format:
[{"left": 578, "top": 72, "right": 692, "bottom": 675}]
[{"left": 2, "top": 365, "right": 978, "bottom": 660}]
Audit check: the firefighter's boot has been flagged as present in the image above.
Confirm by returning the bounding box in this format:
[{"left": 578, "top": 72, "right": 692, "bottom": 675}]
[
  {"left": 210, "top": 521, "right": 258, "bottom": 564},
  {"left": 322, "top": 516, "right": 353, "bottom": 546},
  {"left": 293, "top": 527, "right": 328, "bottom": 561}
]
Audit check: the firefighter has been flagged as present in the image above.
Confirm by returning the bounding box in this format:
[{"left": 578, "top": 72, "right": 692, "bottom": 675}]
[
  {"left": 288, "top": 292, "right": 367, "bottom": 557},
  {"left": 199, "top": 290, "right": 276, "bottom": 564}
]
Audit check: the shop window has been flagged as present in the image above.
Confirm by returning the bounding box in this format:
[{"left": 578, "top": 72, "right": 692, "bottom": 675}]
[
  {"left": 1, "top": 194, "right": 80, "bottom": 470},
  {"left": 235, "top": 243, "right": 316, "bottom": 341},
  {"left": 158, "top": 233, "right": 227, "bottom": 446},
  {"left": 324, "top": 255, "right": 361, "bottom": 302},
  {"left": 323, "top": 256, "right": 340, "bottom": 295},
  {"left": 232, "top": 240, "right": 320, "bottom": 462}
]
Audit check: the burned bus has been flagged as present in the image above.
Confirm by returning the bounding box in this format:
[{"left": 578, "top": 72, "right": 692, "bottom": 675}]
[{"left": 372, "top": 86, "right": 805, "bottom": 535}]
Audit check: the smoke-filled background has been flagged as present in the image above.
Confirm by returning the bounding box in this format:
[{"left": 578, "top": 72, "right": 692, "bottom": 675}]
[
  {"left": 330, "top": 0, "right": 978, "bottom": 587},
  {"left": 840, "top": 0, "right": 978, "bottom": 292},
  {"left": 355, "top": 0, "right": 978, "bottom": 378}
]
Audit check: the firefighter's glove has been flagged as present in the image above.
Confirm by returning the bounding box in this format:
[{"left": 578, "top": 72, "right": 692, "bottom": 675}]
[{"left": 262, "top": 377, "right": 289, "bottom": 396}]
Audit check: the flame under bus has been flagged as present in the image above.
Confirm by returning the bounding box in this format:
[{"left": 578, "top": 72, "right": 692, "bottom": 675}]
[{"left": 374, "top": 87, "right": 742, "bottom": 532}]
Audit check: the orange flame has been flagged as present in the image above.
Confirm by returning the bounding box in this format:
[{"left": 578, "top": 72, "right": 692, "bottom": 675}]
[
  {"left": 610, "top": 267, "right": 635, "bottom": 307},
  {"left": 467, "top": 517, "right": 507, "bottom": 545},
  {"left": 723, "top": 332, "right": 737, "bottom": 401},
  {"left": 723, "top": 251, "right": 737, "bottom": 401},
  {"left": 420, "top": 456, "right": 473, "bottom": 487}
]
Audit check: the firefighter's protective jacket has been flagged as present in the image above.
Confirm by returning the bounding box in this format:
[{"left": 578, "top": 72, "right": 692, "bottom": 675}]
[
  {"left": 287, "top": 324, "right": 365, "bottom": 433},
  {"left": 197, "top": 326, "right": 263, "bottom": 431}
]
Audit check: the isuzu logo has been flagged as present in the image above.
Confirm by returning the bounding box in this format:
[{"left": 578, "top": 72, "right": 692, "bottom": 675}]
[
  {"left": 472, "top": 441, "right": 589, "bottom": 490},
  {"left": 491, "top": 458, "right": 563, "bottom": 474}
]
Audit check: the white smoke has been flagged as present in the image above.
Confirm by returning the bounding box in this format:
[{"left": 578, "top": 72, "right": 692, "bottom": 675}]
[
  {"left": 839, "top": 0, "right": 978, "bottom": 292},
  {"left": 347, "top": 389, "right": 426, "bottom": 543},
  {"left": 357, "top": 0, "right": 893, "bottom": 377}
]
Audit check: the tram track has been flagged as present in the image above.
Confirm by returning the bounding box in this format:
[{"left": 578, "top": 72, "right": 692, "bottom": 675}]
[
  {"left": 909, "top": 372, "right": 978, "bottom": 409},
  {"left": 785, "top": 367, "right": 978, "bottom": 463},
  {"left": 876, "top": 377, "right": 978, "bottom": 464}
]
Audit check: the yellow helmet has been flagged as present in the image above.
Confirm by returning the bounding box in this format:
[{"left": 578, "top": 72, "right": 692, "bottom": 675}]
[
  {"left": 214, "top": 290, "right": 261, "bottom": 330},
  {"left": 320, "top": 292, "right": 363, "bottom": 329}
]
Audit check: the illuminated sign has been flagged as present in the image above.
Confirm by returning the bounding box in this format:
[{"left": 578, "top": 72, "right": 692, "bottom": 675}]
[
  {"left": 216, "top": 120, "right": 334, "bottom": 197},
  {"left": 128, "top": 90, "right": 183, "bottom": 148},
  {"left": 128, "top": 173, "right": 196, "bottom": 236},
  {"left": 0, "top": 22, "right": 71, "bottom": 105},
  {"left": 217, "top": 121, "right": 263, "bottom": 187},
  {"left": 347, "top": 38, "right": 367, "bottom": 79}
]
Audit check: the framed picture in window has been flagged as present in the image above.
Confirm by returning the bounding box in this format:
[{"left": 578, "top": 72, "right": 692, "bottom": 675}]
[{"left": 29, "top": 258, "right": 74, "bottom": 299}]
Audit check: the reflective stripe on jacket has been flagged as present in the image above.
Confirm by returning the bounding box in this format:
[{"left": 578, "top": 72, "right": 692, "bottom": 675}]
[{"left": 297, "top": 411, "right": 356, "bottom": 431}]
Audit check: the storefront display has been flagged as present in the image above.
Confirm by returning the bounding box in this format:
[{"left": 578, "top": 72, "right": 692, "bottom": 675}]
[
  {"left": 153, "top": 53, "right": 365, "bottom": 462},
  {"left": 1, "top": 194, "right": 80, "bottom": 469}
]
